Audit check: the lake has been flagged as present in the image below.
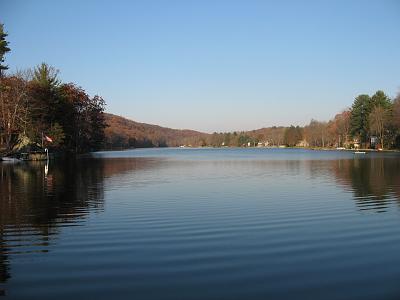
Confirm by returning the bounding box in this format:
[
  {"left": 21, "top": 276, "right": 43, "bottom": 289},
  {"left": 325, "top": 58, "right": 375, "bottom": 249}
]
[{"left": 1, "top": 148, "right": 400, "bottom": 299}]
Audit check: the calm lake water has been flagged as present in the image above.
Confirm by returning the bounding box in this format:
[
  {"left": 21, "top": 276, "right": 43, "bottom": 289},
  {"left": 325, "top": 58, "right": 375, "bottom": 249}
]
[{"left": 1, "top": 148, "right": 400, "bottom": 299}]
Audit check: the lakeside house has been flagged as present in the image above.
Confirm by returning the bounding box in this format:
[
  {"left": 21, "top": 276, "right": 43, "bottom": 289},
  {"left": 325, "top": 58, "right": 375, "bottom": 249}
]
[{"left": 296, "top": 140, "right": 309, "bottom": 147}]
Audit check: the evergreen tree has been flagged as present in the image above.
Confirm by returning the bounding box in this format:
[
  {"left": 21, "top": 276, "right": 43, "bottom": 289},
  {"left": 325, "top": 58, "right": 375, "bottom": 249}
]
[
  {"left": 28, "top": 63, "right": 63, "bottom": 144},
  {"left": 370, "top": 90, "right": 391, "bottom": 109},
  {"left": 32, "top": 63, "right": 61, "bottom": 87},
  {"left": 0, "top": 23, "right": 11, "bottom": 77},
  {"left": 350, "top": 94, "right": 372, "bottom": 145}
]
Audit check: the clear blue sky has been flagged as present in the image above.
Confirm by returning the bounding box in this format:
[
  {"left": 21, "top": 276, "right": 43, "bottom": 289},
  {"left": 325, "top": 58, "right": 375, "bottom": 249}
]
[{"left": 1, "top": 0, "right": 400, "bottom": 132}]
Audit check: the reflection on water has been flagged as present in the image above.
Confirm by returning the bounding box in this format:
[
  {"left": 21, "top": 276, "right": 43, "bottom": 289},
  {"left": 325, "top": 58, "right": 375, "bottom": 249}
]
[
  {"left": 331, "top": 158, "right": 400, "bottom": 212},
  {"left": 0, "top": 150, "right": 400, "bottom": 299},
  {"left": 0, "top": 158, "right": 160, "bottom": 286}
]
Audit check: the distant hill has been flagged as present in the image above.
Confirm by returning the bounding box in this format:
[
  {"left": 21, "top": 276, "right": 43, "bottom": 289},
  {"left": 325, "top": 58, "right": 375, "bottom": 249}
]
[
  {"left": 104, "top": 113, "right": 289, "bottom": 149},
  {"left": 104, "top": 113, "right": 209, "bottom": 148}
]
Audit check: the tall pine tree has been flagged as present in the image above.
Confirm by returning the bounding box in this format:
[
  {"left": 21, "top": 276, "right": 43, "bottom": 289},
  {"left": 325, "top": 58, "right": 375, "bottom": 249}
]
[
  {"left": 0, "top": 23, "right": 11, "bottom": 77},
  {"left": 350, "top": 94, "right": 372, "bottom": 146}
]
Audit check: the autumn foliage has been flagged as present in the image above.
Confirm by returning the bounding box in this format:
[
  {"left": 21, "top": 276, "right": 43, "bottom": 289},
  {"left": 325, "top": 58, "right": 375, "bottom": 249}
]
[{"left": 0, "top": 65, "right": 106, "bottom": 154}]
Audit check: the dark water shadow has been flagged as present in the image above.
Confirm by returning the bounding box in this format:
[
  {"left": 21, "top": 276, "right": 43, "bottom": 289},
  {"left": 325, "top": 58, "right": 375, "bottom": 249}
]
[
  {"left": 329, "top": 157, "right": 400, "bottom": 212},
  {"left": 0, "top": 157, "right": 163, "bottom": 287}
]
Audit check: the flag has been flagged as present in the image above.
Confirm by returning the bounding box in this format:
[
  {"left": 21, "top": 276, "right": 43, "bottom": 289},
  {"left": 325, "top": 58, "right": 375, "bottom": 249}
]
[{"left": 44, "top": 135, "right": 53, "bottom": 143}]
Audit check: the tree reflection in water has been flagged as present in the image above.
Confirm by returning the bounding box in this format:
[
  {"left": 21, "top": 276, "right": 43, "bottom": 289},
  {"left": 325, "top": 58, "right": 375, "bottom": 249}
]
[
  {"left": 331, "top": 157, "right": 400, "bottom": 211},
  {"left": 0, "top": 157, "right": 160, "bottom": 287}
]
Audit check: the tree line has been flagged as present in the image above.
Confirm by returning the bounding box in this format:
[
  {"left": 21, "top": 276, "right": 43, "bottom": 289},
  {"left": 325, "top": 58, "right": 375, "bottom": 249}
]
[
  {"left": 0, "top": 24, "right": 106, "bottom": 154},
  {"left": 294, "top": 90, "right": 400, "bottom": 149},
  {"left": 207, "top": 90, "right": 400, "bottom": 150}
]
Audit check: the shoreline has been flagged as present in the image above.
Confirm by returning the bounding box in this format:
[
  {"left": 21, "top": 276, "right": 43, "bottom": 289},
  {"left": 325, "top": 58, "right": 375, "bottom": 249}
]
[
  {"left": 95, "top": 146, "right": 400, "bottom": 153},
  {"left": 2, "top": 146, "right": 399, "bottom": 160}
]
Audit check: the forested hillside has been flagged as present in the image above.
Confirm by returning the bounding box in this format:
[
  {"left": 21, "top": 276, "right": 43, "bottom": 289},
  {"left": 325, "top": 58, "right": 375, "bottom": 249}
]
[{"left": 104, "top": 113, "right": 209, "bottom": 148}]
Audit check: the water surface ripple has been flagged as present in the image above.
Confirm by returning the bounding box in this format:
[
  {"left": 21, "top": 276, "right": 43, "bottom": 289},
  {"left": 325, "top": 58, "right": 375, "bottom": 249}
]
[{"left": 1, "top": 148, "right": 400, "bottom": 299}]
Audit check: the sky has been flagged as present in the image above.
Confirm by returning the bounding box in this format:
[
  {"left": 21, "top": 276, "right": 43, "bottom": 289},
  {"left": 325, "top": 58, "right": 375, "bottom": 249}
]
[{"left": 1, "top": 0, "right": 400, "bottom": 133}]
